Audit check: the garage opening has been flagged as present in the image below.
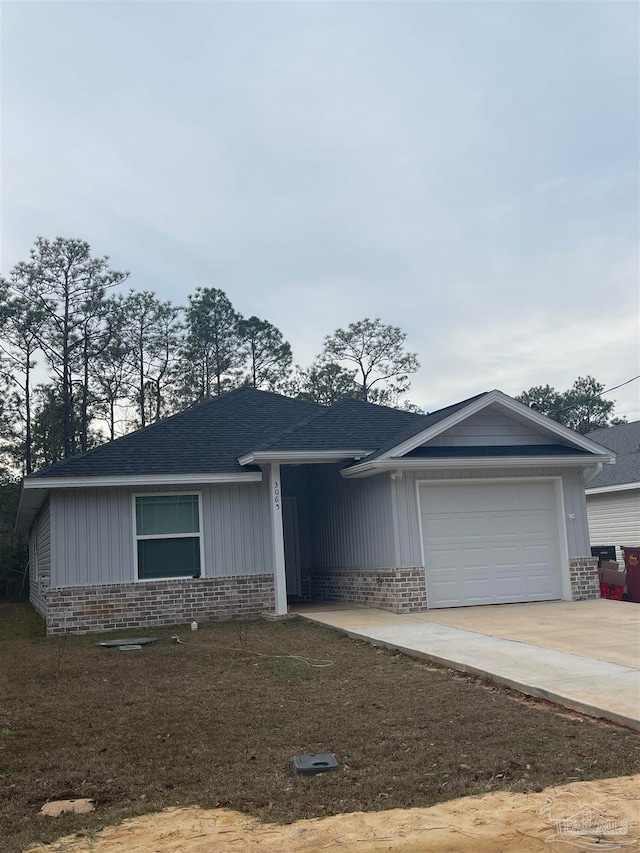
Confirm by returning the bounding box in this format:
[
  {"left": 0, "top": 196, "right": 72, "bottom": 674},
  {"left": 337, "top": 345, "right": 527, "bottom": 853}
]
[{"left": 419, "top": 481, "right": 563, "bottom": 608}]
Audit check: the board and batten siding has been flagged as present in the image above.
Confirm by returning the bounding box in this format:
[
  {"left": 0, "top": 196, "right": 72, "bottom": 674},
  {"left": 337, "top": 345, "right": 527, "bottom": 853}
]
[
  {"left": 307, "top": 465, "right": 396, "bottom": 569},
  {"left": 29, "top": 502, "right": 51, "bottom": 616},
  {"left": 50, "top": 480, "right": 273, "bottom": 588},
  {"left": 391, "top": 467, "right": 592, "bottom": 568},
  {"left": 425, "top": 407, "right": 556, "bottom": 447},
  {"left": 586, "top": 489, "right": 640, "bottom": 564}
]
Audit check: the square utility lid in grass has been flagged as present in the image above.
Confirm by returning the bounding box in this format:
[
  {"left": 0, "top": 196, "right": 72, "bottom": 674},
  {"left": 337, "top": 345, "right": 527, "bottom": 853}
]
[{"left": 293, "top": 754, "right": 339, "bottom": 775}]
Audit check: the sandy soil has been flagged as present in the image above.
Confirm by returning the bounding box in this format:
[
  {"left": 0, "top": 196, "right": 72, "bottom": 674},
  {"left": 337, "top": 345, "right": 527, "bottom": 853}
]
[{"left": 29, "top": 775, "right": 640, "bottom": 853}]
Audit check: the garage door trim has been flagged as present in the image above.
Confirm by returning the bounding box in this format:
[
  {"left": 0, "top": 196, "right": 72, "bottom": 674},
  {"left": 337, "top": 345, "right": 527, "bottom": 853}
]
[{"left": 415, "top": 477, "right": 572, "bottom": 608}]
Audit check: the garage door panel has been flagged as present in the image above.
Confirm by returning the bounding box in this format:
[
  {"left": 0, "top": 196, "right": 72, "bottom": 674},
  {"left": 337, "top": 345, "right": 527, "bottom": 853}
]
[{"left": 419, "top": 482, "right": 562, "bottom": 608}]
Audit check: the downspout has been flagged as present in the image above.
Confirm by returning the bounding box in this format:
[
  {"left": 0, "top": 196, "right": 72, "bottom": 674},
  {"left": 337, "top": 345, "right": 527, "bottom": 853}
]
[{"left": 584, "top": 462, "right": 603, "bottom": 487}]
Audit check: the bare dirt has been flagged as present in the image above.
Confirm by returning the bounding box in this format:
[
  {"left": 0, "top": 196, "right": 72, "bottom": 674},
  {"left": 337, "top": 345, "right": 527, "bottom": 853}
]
[
  {"left": 27, "top": 775, "right": 640, "bottom": 852},
  {"left": 2, "top": 603, "right": 640, "bottom": 853}
]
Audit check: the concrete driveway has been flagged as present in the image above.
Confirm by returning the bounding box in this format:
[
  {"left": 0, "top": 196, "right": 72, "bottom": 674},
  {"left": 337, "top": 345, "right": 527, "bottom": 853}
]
[{"left": 297, "top": 600, "right": 640, "bottom": 730}]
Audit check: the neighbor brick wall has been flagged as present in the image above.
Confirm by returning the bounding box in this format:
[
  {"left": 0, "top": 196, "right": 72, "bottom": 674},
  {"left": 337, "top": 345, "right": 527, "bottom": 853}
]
[
  {"left": 568, "top": 557, "right": 600, "bottom": 601},
  {"left": 311, "top": 567, "right": 427, "bottom": 613},
  {"left": 45, "top": 575, "right": 275, "bottom": 636}
]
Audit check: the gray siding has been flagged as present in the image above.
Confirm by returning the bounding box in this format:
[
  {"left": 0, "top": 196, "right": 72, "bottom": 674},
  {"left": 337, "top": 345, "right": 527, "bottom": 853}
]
[
  {"left": 586, "top": 488, "right": 640, "bottom": 564},
  {"left": 51, "top": 481, "right": 273, "bottom": 588},
  {"left": 29, "top": 502, "right": 51, "bottom": 616},
  {"left": 392, "top": 467, "right": 592, "bottom": 567},
  {"left": 307, "top": 465, "right": 396, "bottom": 569},
  {"left": 425, "top": 407, "right": 556, "bottom": 447}
]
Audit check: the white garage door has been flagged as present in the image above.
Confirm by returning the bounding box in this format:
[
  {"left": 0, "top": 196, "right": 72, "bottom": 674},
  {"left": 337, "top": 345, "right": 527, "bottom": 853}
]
[{"left": 419, "top": 481, "right": 562, "bottom": 608}]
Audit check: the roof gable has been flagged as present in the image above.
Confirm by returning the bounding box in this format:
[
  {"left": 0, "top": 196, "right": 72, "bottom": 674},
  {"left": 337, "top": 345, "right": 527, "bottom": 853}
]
[
  {"left": 374, "top": 391, "right": 617, "bottom": 460},
  {"left": 342, "top": 391, "right": 616, "bottom": 476},
  {"left": 422, "top": 404, "right": 567, "bottom": 448}
]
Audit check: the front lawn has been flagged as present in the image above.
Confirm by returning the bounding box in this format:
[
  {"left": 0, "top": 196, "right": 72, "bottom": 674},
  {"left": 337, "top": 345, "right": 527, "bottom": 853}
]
[{"left": 1, "top": 601, "right": 639, "bottom": 853}]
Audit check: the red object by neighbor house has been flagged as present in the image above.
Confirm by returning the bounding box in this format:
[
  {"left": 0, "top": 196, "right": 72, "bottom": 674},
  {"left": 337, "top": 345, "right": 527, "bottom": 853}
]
[
  {"left": 622, "top": 547, "right": 640, "bottom": 603},
  {"left": 600, "top": 582, "right": 624, "bottom": 601}
]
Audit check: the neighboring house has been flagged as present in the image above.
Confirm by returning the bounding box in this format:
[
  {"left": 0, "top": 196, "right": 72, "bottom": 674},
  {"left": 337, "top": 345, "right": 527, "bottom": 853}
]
[
  {"left": 585, "top": 421, "right": 640, "bottom": 565},
  {"left": 16, "top": 387, "right": 615, "bottom": 635}
]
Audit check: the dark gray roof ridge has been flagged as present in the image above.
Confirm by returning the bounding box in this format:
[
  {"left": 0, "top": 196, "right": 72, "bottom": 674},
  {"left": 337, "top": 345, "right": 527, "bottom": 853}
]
[{"left": 249, "top": 395, "right": 429, "bottom": 455}]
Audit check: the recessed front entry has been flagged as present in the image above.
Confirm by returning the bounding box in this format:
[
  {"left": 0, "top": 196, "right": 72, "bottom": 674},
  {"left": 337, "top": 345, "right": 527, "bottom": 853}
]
[
  {"left": 283, "top": 496, "right": 301, "bottom": 597},
  {"left": 418, "top": 481, "right": 563, "bottom": 608}
]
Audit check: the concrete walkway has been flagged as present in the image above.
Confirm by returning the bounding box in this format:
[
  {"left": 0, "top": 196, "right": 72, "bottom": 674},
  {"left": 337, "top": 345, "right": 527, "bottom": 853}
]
[{"left": 297, "top": 600, "right": 640, "bottom": 731}]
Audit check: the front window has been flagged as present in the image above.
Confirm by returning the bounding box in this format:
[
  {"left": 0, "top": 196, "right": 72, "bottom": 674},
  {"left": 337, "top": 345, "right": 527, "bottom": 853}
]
[{"left": 135, "top": 494, "right": 202, "bottom": 580}]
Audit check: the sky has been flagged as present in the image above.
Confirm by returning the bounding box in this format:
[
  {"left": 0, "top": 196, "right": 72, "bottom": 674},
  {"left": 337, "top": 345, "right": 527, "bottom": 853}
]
[{"left": 2, "top": 1, "right": 639, "bottom": 418}]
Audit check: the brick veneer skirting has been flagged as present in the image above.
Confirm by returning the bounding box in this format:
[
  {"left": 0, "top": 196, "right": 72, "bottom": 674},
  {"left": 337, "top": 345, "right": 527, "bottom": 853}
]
[
  {"left": 311, "top": 567, "right": 428, "bottom": 613},
  {"left": 568, "top": 557, "right": 600, "bottom": 601},
  {"left": 45, "top": 575, "right": 275, "bottom": 636}
]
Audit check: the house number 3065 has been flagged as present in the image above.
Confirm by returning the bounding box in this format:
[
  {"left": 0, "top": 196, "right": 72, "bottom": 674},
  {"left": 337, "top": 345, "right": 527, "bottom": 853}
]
[{"left": 273, "top": 481, "right": 281, "bottom": 511}]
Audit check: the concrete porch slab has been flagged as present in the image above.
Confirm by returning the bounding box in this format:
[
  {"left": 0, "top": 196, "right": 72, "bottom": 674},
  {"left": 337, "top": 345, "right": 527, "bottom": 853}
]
[{"left": 297, "top": 601, "right": 640, "bottom": 731}]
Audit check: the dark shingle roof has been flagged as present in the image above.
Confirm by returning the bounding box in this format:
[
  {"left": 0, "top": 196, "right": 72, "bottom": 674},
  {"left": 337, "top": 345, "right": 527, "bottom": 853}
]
[
  {"left": 29, "top": 387, "right": 610, "bottom": 483},
  {"left": 586, "top": 421, "right": 640, "bottom": 488},
  {"left": 29, "top": 388, "right": 323, "bottom": 478},
  {"left": 259, "top": 397, "right": 429, "bottom": 452},
  {"left": 27, "top": 389, "right": 492, "bottom": 481}
]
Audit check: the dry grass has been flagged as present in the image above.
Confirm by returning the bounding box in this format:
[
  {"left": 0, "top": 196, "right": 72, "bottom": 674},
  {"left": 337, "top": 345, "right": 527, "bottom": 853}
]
[{"left": 1, "top": 601, "right": 639, "bottom": 853}]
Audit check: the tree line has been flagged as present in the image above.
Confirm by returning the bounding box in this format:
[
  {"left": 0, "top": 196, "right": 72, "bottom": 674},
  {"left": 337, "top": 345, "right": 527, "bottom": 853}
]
[
  {"left": 0, "top": 237, "right": 627, "bottom": 479},
  {"left": 515, "top": 378, "right": 626, "bottom": 436},
  {"left": 0, "top": 237, "right": 421, "bottom": 475}
]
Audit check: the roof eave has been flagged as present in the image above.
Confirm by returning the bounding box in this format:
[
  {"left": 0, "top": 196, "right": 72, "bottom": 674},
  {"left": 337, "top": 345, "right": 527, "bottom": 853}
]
[
  {"left": 586, "top": 481, "right": 640, "bottom": 495},
  {"left": 341, "top": 454, "right": 615, "bottom": 479},
  {"left": 23, "top": 471, "right": 263, "bottom": 490},
  {"left": 238, "top": 449, "right": 373, "bottom": 466}
]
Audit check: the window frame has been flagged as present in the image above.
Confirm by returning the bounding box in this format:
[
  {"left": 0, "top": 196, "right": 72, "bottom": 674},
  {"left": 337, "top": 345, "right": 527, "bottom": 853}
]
[{"left": 132, "top": 491, "right": 205, "bottom": 582}]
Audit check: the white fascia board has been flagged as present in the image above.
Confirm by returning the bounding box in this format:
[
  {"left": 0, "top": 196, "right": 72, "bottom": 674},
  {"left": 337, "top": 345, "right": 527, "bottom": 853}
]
[
  {"left": 237, "top": 449, "right": 372, "bottom": 466},
  {"left": 15, "top": 486, "right": 48, "bottom": 534},
  {"left": 375, "top": 390, "right": 618, "bottom": 462},
  {"left": 586, "top": 481, "right": 640, "bottom": 495},
  {"left": 22, "top": 472, "right": 263, "bottom": 489},
  {"left": 341, "top": 454, "right": 614, "bottom": 479}
]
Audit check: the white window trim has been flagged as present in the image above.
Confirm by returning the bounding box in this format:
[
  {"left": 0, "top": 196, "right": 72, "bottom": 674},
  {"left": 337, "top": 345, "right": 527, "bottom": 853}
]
[{"left": 132, "top": 491, "right": 205, "bottom": 582}]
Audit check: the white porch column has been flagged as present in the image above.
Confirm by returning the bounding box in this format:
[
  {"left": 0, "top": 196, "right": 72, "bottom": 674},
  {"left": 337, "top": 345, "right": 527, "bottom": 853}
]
[{"left": 268, "top": 462, "right": 288, "bottom": 615}]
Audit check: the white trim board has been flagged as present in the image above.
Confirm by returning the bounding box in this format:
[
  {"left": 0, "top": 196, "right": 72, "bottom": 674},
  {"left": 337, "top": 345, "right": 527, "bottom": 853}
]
[
  {"left": 238, "top": 449, "right": 371, "bottom": 465},
  {"left": 586, "top": 482, "right": 640, "bottom": 495},
  {"left": 23, "top": 472, "right": 263, "bottom": 489},
  {"left": 341, "top": 455, "right": 612, "bottom": 478}
]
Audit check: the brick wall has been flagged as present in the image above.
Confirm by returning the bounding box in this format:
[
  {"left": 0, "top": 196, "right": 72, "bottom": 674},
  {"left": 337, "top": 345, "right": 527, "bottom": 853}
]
[
  {"left": 568, "top": 557, "right": 600, "bottom": 601},
  {"left": 311, "top": 567, "right": 427, "bottom": 613},
  {"left": 45, "top": 575, "right": 275, "bottom": 636}
]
